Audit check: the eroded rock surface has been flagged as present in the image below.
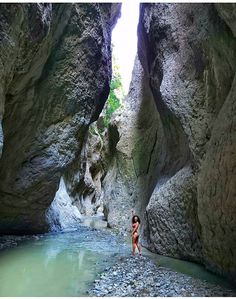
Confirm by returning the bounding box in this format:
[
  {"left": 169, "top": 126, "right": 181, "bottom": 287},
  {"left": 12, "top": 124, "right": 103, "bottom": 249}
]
[
  {"left": 0, "top": 3, "right": 120, "bottom": 234},
  {"left": 146, "top": 166, "right": 201, "bottom": 262},
  {"left": 135, "top": 3, "right": 236, "bottom": 281},
  {"left": 46, "top": 177, "right": 81, "bottom": 231},
  {"left": 77, "top": 3, "right": 236, "bottom": 283},
  {"left": 2, "top": 2, "right": 235, "bottom": 285},
  {"left": 64, "top": 125, "right": 105, "bottom": 217},
  {"left": 101, "top": 57, "right": 162, "bottom": 231}
]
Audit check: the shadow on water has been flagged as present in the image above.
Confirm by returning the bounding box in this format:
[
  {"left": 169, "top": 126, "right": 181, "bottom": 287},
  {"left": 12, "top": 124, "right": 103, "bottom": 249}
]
[{"left": 141, "top": 246, "right": 235, "bottom": 290}]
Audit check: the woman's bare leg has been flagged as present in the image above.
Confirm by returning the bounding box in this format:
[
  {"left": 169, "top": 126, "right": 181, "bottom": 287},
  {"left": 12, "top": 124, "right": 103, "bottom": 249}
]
[
  {"left": 132, "top": 241, "right": 136, "bottom": 255},
  {"left": 132, "top": 234, "right": 138, "bottom": 255},
  {"left": 136, "top": 241, "right": 141, "bottom": 255},
  {"left": 135, "top": 235, "right": 141, "bottom": 255}
]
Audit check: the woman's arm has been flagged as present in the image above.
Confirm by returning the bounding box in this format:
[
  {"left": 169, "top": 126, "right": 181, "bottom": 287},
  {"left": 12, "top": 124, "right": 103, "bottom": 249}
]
[{"left": 131, "top": 209, "right": 134, "bottom": 226}]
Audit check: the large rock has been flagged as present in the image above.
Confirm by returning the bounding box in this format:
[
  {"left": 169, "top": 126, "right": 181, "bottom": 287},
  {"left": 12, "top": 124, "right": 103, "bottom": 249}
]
[
  {"left": 46, "top": 177, "right": 81, "bottom": 231},
  {"left": 146, "top": 166, "right": 202, "bottom": 262},
  {"left": 0, "top": 3, "right": 120, "bottom": 234},
  {"left": 197, "top": 74, "right": 236, "bottom": 278},
  {"left": 137, "top": 3, "right": 236, "bottom": 281}
]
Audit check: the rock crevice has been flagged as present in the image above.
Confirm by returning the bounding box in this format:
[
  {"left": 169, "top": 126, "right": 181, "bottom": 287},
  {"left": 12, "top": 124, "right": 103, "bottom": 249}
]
[{"left": 75, "top": 3, "right": 236, "bottom": 283}]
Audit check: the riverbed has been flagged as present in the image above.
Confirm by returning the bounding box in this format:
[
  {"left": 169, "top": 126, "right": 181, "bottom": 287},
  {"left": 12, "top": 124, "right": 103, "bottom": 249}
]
[
  {"left": 88, "top": 255, "right": 236, "bottom": 297},
  {"left": 0, "top": 224, "right": 235, "bottom": 296},
  {"left": 0, "top": 226, "right": 129, "bottom": 296}
]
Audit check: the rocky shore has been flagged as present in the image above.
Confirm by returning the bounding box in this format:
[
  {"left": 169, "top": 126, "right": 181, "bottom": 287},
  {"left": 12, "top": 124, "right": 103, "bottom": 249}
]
[
  {"left": 88, "top": 255, "right": 236, "bottom": 297},
  {"left": 0, "top": 234, "right": 42, "bottom": 251}
]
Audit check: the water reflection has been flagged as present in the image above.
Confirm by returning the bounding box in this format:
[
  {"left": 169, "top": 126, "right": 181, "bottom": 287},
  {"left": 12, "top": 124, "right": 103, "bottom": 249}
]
[
  {"left": 0, "top": 226, "right": 233, "bottom": 296},
  {"left": 0, "top": 227, "right": 129, "bottom": 296}
]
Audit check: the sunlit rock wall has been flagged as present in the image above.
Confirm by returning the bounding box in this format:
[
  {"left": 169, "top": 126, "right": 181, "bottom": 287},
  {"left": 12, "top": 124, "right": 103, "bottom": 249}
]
[{"left": 46, "top": 177, "right": 81, "bottom": 232}]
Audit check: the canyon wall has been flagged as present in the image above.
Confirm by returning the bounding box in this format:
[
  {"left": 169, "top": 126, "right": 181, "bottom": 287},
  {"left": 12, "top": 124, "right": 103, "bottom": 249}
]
[
  {"left": 1, "top": 2, "right": 235, "bottom": 283},
  {"left": 138, "top": 3, "right": 236, "bottom": 281},
  {"left": 76, "top": 3, "right": 236, "bottom": 282},
  {"left": 0, "top": 3, "right": 120, "bottom": 234}
]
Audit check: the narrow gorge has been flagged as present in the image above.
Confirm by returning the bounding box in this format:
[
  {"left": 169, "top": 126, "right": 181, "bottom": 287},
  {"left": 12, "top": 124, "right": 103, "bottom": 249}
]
[{"left": 0, "top": 2, "right": 235, "bottom": 296}]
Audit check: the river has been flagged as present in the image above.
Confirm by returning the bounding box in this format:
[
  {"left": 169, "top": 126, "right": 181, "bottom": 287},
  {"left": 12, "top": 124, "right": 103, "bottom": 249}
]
[{"left": 0, "top": 224, "right": 234, "bottom": 296}]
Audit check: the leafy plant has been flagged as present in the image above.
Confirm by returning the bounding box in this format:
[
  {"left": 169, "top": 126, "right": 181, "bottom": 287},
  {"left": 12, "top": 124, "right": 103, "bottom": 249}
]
[{"left": 103, "top": 53, "right": 124, "bottom": 128}]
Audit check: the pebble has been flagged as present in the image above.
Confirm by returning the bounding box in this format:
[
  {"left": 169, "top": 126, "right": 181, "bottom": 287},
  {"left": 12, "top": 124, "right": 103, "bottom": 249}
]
[{"left": 88, "top": 255, "right": 236, "bottom": 297}]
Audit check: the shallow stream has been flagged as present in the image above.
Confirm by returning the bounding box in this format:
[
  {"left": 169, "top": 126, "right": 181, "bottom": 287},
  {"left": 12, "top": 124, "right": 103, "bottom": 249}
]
[
  {"left": 0, "top": 224, "right": 234, "bottom": 296},
  {"left": 0, "top": 226, "right": 128, "bottom": 296}
]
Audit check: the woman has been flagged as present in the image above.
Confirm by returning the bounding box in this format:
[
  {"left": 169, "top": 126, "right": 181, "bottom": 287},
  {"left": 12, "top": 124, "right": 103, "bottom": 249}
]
[{"left": 131, "top": 210, "right": 141, "bottom": 255}]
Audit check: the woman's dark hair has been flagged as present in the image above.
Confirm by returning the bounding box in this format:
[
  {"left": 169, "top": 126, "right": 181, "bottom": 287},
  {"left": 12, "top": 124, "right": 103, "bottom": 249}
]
[{"left": 132, "top": 215, "right": 141, "bottom": 224}]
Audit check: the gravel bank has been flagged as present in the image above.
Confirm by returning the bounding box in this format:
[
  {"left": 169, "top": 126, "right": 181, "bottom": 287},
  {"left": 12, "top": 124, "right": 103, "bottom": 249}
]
[{"left": 88, "top": 255, "right": 236, "bottom": 297}]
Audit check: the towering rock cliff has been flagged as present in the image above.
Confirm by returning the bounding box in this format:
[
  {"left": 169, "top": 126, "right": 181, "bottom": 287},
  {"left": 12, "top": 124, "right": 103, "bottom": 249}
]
[
  {"left": 75, "top": 3, "right": 236, "bottom": 283},
  {"left": 1, "top": 1, "right": 235, "bottom": 284},
  {"left": 0, "top": 3, "right": 120, "bottom": 234},
  {"left": 137, "top": 3, "right": 236, "bottom": 282}
]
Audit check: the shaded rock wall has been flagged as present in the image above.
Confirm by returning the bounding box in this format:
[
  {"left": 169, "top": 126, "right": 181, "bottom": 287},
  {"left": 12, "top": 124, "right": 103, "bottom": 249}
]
[
  {"left": 65, "top": 56, "right": 163, "bottom": 231},
  {"left": 197, "top": 3, "right": 236, "bottom": 279},
  {"left": 75, "top": 3, "right": 236, "bottom": 282},
  {"left": 0, "top": 3, "right": 120, "bottom": 234},
  {"left": 137, "top": 2, "right": 236, "bottom": 281},
  {"left": 63, "top": 124, "right": 105, "bottom": 217},
  {"left": 101, "top": 57, "right": 163, "bottom": 231}
]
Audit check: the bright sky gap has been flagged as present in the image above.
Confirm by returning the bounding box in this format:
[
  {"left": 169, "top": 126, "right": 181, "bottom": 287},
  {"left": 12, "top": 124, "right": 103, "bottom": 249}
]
[{"left": 111, "top": 2, "right": 140, "bottom": 94}]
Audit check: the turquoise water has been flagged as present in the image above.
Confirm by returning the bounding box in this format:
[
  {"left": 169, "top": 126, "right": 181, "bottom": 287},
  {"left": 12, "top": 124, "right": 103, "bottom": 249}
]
[
  {"left": 0, "top": 226, "right": 234, "bottom": 296},
  {"left": 125, "top": 236, "right": 235, "bottom": 290},
  {"left": 143, "top": 248, "right": 234, "bottom": 290},
  {"left": 0, "top": 227, "right": 129, "bottom": 296}
]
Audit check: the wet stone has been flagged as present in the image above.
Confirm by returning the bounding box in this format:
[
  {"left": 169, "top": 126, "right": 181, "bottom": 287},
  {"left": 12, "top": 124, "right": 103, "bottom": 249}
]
[{"left": 88, "top": 255, "right": 236, "bottom": 297}]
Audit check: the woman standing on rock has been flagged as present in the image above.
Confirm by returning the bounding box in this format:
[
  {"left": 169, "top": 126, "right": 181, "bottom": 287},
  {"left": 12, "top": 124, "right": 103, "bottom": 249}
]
[{"left": 131, "top": 210, "right": 141, "bottom": 255}]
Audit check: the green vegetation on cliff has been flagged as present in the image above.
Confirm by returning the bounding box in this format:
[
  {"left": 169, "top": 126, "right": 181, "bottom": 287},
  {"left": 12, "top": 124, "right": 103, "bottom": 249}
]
[{"left": 103, "top": 53, "right": 124, "bottom": 128}]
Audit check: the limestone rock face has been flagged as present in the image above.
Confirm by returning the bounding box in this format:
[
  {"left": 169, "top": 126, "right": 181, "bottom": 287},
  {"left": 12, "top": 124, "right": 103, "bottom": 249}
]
[
  {"left": 64, "top": 124, "right": 105, "bottom": 217},
  {"left": 0, "top": 3, "right": 120, "bottom": 234},
  {"left": 46, "top": 177, "right": 81, "bottom": 232},
  {"left": 67, "top": 56, "right": 163, "bottom": 232},
  {"left": 138, "top": 3, "right": 236, "bottom": 281},
  {"left": 216, "top": 4, "right": 236, "bottom": 37},
  {"left": 101, "top": 57, "right": 163, "bottom": 231},
  {"left": 197, "top": 69, "right": 236, "bottom": 277},
  {"left": 79, "top": 3, "right": 236, "bottom": 282},
  {"left": 146, "top": 166, "right": 202, "bottom": 262}
]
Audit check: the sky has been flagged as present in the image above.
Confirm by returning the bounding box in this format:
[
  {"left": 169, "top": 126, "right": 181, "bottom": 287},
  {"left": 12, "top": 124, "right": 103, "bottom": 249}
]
[{"left": 111, "top": 2, "right": 140, "bottom": 94}]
